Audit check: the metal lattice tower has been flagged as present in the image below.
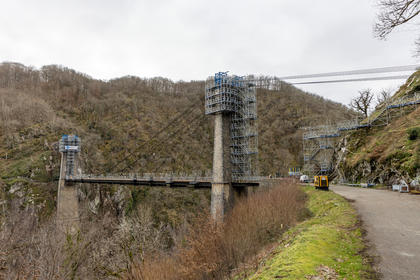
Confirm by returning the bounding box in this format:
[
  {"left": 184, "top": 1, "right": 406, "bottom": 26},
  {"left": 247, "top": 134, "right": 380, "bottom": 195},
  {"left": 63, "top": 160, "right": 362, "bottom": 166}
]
[
  {"left": 59, "top": 135, "right": 81, "bottom": 177},
  {"left": 303, "top": 126, "right": 339, "bottom": 175},
  {"left": 205, "top": 72, "right": 258, "bottom": 181}
]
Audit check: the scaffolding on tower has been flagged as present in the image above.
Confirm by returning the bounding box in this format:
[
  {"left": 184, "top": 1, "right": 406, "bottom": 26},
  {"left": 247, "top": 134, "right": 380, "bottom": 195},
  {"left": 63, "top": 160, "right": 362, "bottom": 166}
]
[
  {"left": 205, "top": 72, "right": 258, "bottom": 181},
  {"left": 59, "top": 135, "right": 81, "bottom": 178}
]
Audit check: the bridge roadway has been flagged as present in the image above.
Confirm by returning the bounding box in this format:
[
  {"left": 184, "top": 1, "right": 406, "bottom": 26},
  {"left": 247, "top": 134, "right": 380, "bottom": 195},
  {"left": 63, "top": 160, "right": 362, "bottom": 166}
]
[{"left": 65, "top": 174, "right": 260, "bottom": 188}]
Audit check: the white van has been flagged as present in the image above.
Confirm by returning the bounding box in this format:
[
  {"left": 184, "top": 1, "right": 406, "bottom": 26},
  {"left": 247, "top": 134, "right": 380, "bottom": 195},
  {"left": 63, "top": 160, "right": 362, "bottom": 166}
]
[{"left": 300, "top": 175, "right": 309, "bottom": 183}]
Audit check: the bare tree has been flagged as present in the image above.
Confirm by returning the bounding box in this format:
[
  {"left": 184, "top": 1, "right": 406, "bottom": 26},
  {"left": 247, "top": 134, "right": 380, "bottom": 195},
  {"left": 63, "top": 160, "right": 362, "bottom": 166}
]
[
  {"left": 350, "top": 89, "right": 374, "bottom": 118},
  {"left": 375, "top": 0, "right": 420, "bottom": 54},
  {"left": 375, "top": 0, "right": 420, "bottom": 38},
  {"left": 376, "top": 88, "right": 392, "bottom": 106}
]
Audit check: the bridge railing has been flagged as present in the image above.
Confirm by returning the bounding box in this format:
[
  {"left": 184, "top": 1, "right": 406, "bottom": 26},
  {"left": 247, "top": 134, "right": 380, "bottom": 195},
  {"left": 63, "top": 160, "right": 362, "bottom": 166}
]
[
  {"left": 304, "top": 92, "right": 420, "bottom": 138},
  {"left": 67, "top": 173, "right": 214, "bottom": 182},
  {"left": 66, "top": 173, "right": 265, "bottom": 183},
  {"left": 386, "top": 91, "right": 420, "bottom": 109}
]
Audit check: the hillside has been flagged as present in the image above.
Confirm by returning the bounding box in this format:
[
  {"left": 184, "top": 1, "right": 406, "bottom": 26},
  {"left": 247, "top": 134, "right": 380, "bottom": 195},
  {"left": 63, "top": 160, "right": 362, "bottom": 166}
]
[
  {"left": 0, "top": 62, "right": 355, "bottom": 175},
  {"left": 0, "top": 62, "right": 358, "bottom": 236},
  {"left": 336, "top": 71, "right": 420, "bottom": 186},
  {"left": 0, "top": 62, "right": 357, "bottom": 278},
  {"left": 0, "top": 62, "right": 357, "bottom": 218}
]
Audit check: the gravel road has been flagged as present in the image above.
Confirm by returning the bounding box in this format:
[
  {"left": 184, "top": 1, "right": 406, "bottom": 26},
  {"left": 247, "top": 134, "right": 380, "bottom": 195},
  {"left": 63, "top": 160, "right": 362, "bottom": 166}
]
[{"left": 332, "top": 185, "right": 420, "bottom": 280}]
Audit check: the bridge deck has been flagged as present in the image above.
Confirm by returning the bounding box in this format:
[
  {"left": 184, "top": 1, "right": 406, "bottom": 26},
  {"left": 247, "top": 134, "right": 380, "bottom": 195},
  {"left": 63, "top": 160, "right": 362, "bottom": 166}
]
[{"left": 65, "top": 175, "right": 259, "bottom": 188}]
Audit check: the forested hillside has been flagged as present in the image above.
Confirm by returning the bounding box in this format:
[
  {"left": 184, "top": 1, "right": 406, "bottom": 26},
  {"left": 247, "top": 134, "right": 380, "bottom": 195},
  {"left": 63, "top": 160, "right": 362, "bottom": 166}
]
[
  {"left": 0, "top": 62, "right": 357, "bottom": 278},
  {"left": 0, "top": 62, "right": 355, "bottom": 177},
  {"left": 0, "top": 61, "right": 357, "bottom": 226},
  {"left": 0, "top": 61, "right": 359, "bottom": 225}
]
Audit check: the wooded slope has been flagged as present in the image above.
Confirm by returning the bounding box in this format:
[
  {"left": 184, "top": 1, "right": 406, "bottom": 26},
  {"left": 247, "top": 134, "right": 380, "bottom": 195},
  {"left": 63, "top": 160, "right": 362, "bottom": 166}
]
[{"left": 0, "top": 62, "right": 355, "bottom": 181}]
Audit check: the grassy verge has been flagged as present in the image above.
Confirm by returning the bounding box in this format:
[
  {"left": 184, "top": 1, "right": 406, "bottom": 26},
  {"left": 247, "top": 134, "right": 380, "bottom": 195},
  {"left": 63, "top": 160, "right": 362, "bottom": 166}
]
[{"left": 246, "top": 186, "right": 375, "bottom": 280}]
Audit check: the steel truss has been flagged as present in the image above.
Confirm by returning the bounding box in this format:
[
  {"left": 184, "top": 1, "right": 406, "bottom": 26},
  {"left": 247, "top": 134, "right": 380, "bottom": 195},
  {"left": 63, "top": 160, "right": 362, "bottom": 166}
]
[
  {"left": 59, "top": 135, "right": 81, "bottom": 177},
  {"left": 302, "top": 92, "right": 420, "bottom": 175}
]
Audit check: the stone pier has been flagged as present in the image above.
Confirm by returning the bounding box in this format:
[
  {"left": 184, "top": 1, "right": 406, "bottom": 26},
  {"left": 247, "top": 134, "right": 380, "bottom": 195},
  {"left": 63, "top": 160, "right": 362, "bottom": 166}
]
[
  {"left": 57, "top": 137, "right": 80, "bottom": 234},
  {"left": 211, "top": 112, "right": 234, "bottom": 221}
]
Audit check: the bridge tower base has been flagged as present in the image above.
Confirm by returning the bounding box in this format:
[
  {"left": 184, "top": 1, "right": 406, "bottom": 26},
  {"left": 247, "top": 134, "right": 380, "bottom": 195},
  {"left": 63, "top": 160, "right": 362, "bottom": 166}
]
[
  {"left": 211, "top": 113, "right": 234, "bottom": 221},
  {"left": 57, "top": 153, "right": 80, "bottom": 233},
  {"left": 57, "top": 136, "right": 81, "bottom": 233}
]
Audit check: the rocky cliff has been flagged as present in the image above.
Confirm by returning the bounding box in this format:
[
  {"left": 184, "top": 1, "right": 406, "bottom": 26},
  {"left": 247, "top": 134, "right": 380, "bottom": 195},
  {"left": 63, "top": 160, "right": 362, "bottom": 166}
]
[{"left": 335, "top": 72, "right": 420, "bottom": 188}]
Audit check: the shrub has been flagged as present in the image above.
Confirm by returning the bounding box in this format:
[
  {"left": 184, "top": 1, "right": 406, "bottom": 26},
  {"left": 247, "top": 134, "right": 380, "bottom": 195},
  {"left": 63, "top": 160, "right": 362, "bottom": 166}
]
[
  {"left": 126, "top": 180, "right": 306, "bottom": 280},
  {"left": 408, "top": 127, "right": 420, "bottom": 140}
]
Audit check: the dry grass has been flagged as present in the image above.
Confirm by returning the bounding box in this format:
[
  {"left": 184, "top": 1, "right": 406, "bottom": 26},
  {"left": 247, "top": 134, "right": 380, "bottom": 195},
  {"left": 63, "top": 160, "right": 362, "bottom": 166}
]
[{"left": 126, "top": 180, "right": 306, "bottom": 280}]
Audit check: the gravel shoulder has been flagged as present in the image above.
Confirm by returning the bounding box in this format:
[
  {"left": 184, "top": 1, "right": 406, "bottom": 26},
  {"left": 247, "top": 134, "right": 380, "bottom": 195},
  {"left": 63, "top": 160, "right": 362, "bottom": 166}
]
[{"left": 332, "top": 185, "right": 420, "bottom": 280}]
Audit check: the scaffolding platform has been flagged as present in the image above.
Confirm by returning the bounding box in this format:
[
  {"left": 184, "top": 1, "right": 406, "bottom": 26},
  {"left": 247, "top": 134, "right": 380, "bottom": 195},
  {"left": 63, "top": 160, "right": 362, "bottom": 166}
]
[
  {"left": 205, "top": 72, "right": 258, "bottom": 180},
  {"left": 59, "top": 135, "right": 81, "bottom": 177},
  {"left": 302, "top": 91, "right": 420, "bottom": 176}
]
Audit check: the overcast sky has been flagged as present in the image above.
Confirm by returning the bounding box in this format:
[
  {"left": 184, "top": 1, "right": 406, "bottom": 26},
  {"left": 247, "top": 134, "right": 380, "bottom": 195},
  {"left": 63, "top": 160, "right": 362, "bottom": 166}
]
[{"left": 1, "top": 0, "right": 419, "bottom": 105}]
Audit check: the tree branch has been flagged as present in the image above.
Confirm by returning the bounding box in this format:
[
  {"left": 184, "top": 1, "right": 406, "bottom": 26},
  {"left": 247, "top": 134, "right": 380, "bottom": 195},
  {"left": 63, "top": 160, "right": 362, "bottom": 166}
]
[{"left": 375, "top": 0, "right": 420, "bottom": 39}]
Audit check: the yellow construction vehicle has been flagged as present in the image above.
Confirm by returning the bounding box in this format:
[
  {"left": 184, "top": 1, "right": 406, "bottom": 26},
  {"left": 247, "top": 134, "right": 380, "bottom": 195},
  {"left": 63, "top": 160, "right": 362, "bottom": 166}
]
[{"left": 314, "top": 175, "right": 329, "bottom": 190}]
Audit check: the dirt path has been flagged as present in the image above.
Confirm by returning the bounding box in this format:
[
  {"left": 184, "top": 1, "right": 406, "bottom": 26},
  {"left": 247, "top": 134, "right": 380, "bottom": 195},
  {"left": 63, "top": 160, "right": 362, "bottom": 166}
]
[{"left": 332, "top": 185, "right": 420, "bottom": 280}]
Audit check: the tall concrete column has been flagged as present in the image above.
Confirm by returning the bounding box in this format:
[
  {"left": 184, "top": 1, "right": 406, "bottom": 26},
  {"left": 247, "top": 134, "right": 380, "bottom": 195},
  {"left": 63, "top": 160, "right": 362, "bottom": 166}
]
[
  {"left": 211, "top": 112, "right": 234, "bottom": 221},
  {"left": 57, "top": 152, "right": 80, "bottom": 234}
]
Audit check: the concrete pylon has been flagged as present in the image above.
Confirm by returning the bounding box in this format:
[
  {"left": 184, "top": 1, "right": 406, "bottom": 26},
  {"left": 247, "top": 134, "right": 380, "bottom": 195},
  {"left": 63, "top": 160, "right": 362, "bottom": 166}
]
[
  {"left": 56, "top": 152, "right": 80, "bottom": 234},
  {"left": 211, "top": 112, "right": 234, "bottom": 221}
]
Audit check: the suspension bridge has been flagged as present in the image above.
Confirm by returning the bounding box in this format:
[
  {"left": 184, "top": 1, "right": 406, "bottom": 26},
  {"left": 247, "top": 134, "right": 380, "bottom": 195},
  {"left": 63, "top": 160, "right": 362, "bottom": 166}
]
[{"left": 57, "top": 65, "right": 420, "bottom": 232}]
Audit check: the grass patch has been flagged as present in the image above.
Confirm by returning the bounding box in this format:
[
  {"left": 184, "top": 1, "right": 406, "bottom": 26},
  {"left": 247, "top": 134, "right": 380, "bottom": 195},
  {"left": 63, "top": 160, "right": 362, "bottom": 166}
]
[{"left": 246, "top": 187, "right": 374, "bottom": 280}]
